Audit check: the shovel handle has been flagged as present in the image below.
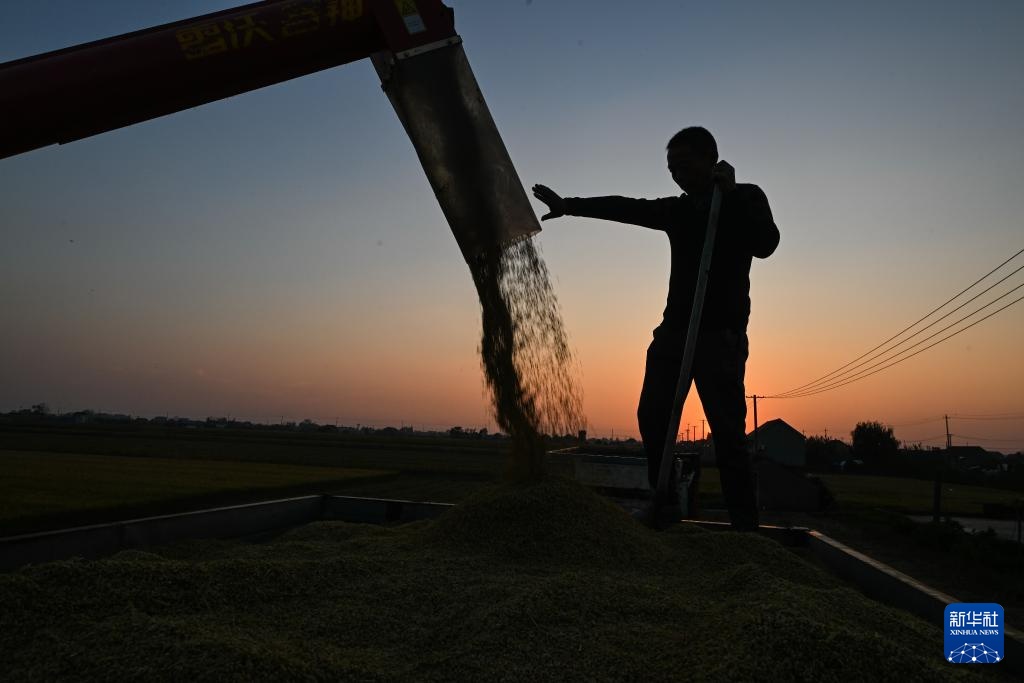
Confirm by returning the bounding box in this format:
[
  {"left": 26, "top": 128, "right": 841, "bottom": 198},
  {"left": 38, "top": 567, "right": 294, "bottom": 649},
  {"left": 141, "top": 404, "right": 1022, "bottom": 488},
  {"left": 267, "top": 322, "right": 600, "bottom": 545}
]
[{"left": 654, "top": 184, "right": 723, "bottom": 504}]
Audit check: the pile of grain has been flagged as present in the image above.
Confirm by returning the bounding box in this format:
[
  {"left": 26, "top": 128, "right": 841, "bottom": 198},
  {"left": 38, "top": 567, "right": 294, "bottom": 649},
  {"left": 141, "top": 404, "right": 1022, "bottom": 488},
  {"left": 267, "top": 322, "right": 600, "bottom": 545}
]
[{"left": 0, "top": 478, "right": 985, "bottom": 681}]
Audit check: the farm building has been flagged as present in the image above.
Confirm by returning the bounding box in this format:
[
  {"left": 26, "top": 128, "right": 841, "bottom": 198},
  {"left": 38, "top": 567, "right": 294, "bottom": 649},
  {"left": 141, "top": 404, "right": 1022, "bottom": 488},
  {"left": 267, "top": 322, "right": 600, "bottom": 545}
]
[{"left": 748, "top": 418, "right": 806, "bottom": 467}]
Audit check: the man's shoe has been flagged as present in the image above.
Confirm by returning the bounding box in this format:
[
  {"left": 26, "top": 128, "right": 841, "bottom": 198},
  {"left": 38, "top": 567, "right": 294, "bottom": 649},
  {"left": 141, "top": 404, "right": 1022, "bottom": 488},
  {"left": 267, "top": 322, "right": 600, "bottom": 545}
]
[
  {"left": 633, "top": 501, "right": 682, "bottom": 531},
  {"left": 728, "top": 508, "right": 760, "bottom": 532}
]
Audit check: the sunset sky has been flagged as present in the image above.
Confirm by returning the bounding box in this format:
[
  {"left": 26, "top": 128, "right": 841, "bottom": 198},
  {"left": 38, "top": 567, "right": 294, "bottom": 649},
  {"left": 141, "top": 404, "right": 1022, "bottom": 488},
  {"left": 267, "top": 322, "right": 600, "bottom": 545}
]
[{"left": 2, "top": 1, "right": 1022, "bottom": 452}]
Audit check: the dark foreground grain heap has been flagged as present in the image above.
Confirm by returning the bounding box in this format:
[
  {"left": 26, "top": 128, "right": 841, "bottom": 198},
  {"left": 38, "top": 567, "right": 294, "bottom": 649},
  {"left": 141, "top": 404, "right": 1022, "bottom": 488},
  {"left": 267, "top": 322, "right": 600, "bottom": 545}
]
[
  {"left": 471, "top": 239, "right": 584, "bottom": 481},
  {"left": 0, "top": 478, "right": 994, "bottom": 682}
]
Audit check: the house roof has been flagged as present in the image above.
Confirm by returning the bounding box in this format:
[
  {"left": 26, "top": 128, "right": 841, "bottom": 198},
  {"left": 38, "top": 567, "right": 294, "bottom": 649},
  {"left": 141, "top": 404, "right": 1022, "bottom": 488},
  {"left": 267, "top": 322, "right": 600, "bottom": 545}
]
[
  {"left": 747, "top": 418, "right": 805, "bottom": 441},
  {"left": 948, "top": 445, "right": 1003, "bottom": 459}
]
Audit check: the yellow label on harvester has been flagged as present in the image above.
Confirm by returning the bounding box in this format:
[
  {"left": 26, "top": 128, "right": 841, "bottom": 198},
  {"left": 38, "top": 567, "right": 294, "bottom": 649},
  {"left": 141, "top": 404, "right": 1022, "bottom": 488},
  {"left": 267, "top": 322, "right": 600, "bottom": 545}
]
[
  {"left": 327, "top": 0, "right": 364, "bottom": 25},
  {"left": 176, "top": 1, "right": 365, "bottom": 61},
  {"left": 393, "top": 0, "right": 426, "bottom": 34},
  {"left": 394, "top": 0, "right": 418, "bottom": 16}
]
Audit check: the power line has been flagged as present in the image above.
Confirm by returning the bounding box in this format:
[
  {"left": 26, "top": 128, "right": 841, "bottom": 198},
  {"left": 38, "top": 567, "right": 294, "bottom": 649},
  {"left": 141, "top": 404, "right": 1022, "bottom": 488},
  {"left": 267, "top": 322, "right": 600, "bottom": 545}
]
[
  {"left": 890, "top": 416, "right": 944, "bottom": 428},
  {"left": 775, "top": 263, "right": 1024, "bottom": 397},
  {"left": 951, "top": 414, "right": 1024, "bottom": 421},
  {"left": 771, "top": 246, "right": 1024, "bottom": 397},
  {"left": 891, "top": 414, "right": 1023, "bottom": 427},
  {"left": 776, "top": 282, "right": 1024, "bottom": 397},
  {"left": 769, "top": 291, "right": 1024, "bottom": 399},
  {"left": 774, "top": 292, "right": 1024, "bottom": 399},
  {"left": 897, "top": 433, "right": 949, "bottom": 443},
  {"left": 951, "top": 433, "right": 1024, "bottom": 443},
  {"left": 774, "top": 272, "right": 1024, "bottom": 397}
]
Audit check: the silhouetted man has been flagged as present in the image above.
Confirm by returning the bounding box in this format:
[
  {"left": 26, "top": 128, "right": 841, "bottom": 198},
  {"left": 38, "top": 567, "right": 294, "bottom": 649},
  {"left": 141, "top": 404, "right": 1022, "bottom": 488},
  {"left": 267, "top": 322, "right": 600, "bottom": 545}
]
[{"left": 532, "top": 126, "right": 779, "bottom": 530}]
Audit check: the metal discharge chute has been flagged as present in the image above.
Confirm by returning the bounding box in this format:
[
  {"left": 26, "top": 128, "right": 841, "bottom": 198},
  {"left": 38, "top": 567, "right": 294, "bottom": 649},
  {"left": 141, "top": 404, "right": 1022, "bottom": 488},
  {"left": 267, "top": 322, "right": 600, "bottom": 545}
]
[{"left": 373, "top": 41, "right": 540, "bottom": 262}]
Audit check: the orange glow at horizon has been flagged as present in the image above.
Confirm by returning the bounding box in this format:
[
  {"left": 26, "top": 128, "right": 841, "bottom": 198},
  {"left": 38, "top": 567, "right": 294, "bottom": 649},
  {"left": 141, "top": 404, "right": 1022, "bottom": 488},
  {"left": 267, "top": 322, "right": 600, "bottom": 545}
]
[{"left": 4, "top": 273, "right": 1021, "bottom": 451}]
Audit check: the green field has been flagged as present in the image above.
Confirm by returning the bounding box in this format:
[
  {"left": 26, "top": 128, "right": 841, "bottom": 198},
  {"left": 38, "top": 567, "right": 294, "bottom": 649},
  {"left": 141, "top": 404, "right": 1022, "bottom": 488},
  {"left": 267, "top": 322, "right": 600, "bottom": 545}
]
[
  {"left": 0, "top": 450, "right": 391, "bottom": 534},
  {"left": 816, "top": 472, "right": 1022, "bottom": 515},
  {"left": 0, "top": 423, "right": 573, "bottom": 534},
  {"left": 696, "top": 467, "right": 1021, "bottom": 516},
  {"left": 0, "top": 423, "right": 515, "bottom": 474},
  {"left": 700, "top": 465, "right": 1024, "bottom": 518},
  {"left": 3, "top": 441, "right": 1020, "bottom": 534}
]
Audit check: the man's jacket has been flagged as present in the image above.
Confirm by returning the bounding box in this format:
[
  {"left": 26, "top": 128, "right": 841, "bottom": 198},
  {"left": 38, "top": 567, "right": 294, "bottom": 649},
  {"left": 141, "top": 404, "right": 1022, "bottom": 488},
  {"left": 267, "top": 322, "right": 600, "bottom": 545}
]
[{"left": 563, "top": 183, "right": 779, "bottom": 333}]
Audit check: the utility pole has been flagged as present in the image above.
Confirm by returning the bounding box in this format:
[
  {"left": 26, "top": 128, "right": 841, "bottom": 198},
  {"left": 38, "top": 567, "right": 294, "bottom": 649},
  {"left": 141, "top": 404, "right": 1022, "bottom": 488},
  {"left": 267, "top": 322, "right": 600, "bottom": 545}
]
[
  {"left": 935, "top": 414, "right": 954, "bottom": 524},
  {"left": 701, "top": 419, "right": 706, "bottom": 442},
  {"left": 752, "top": 395, "right": 760, "bottom": 457},
  {"left": 824, "top": 427, "right": 828, "bottom": 440}
]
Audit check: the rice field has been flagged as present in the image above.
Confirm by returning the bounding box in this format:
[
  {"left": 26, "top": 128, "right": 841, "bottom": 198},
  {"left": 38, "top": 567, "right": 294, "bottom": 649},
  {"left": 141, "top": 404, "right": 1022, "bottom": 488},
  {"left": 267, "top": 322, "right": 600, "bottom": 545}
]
[
  {"left": 0, "top": 450, "right": 391, "bottom": 533},
  {"left": 815, "top": 472, "right": 1022, "bottom": 515}
]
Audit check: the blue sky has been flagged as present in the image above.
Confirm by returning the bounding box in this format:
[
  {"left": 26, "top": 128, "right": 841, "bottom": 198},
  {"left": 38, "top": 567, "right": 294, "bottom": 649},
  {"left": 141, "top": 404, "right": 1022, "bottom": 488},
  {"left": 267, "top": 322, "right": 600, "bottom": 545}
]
[{"left": 2, "top": 1, "right": 1022, "bottom": 448}]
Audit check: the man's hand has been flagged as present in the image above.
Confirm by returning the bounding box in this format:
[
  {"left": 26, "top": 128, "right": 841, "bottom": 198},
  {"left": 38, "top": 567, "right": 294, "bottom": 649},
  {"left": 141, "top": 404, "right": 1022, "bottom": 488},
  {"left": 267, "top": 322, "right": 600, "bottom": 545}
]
[
  {"left": 712, "top": 160, "right": 736, "bottom": 194},
  {"left": 532, "top": 184, "right": 566, "bottom": 221}
]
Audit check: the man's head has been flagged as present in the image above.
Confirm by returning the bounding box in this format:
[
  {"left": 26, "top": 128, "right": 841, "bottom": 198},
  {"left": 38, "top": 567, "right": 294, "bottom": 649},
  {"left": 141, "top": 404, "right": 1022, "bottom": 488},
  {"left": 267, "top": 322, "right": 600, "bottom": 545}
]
[{"left": 666, "top": 126, "right": 718, "bottom": 194}]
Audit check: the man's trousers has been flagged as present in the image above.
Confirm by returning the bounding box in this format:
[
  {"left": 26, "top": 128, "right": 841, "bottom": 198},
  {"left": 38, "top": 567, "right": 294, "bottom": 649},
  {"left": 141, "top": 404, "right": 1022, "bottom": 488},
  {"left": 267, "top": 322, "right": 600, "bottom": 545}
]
[{"left": 637, "top": 325, "right": 759, "bottom": 530}]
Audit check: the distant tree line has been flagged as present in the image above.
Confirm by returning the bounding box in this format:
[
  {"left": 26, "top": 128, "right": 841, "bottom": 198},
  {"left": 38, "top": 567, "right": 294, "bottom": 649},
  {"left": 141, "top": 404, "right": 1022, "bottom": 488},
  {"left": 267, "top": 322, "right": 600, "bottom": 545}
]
[
  {"left": 0, "top": 405, "right": 587, "bottom": 445},
  {"left": 802, "top": 420, "right": 1023, "bottom": 492}
]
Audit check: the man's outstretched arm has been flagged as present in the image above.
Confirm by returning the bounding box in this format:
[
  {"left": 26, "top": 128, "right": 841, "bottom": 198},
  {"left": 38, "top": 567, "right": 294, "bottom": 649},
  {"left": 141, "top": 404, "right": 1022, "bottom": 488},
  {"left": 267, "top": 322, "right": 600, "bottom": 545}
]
[{"left": 532, "top": 184, "right": 677, "bottom": 231}]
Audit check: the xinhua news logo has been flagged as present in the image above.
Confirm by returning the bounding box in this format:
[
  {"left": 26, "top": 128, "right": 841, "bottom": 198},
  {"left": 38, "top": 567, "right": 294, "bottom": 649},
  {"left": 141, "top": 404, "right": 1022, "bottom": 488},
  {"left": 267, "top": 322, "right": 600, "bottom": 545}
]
[{"left": 945, "top": 603, "right": 1003, "bottom": 664}]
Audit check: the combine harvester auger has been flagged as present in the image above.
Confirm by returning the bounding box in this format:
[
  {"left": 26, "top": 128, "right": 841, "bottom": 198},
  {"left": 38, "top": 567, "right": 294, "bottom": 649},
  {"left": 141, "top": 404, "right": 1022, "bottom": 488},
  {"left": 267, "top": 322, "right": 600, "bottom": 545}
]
[{"left": 0, "top": 0, "right": 540, "bottom": 259}]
